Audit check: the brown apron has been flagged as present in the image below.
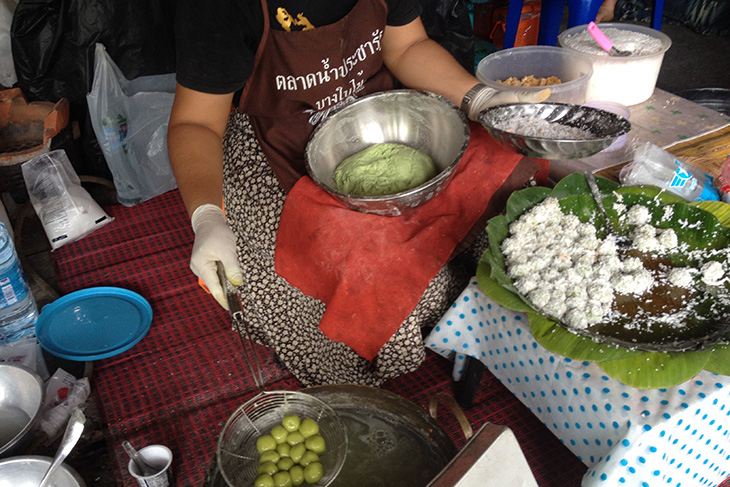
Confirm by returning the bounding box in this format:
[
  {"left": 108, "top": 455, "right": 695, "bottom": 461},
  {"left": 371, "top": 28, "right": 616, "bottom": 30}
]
[{"left": 238, "top": 0, "right": 394, "bottom": 191}]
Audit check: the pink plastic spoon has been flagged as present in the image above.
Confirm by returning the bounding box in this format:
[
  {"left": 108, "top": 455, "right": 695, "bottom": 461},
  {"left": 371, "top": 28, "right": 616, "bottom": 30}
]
[{"left": 587, "top": 22, "right": 632, "bottom": 56}]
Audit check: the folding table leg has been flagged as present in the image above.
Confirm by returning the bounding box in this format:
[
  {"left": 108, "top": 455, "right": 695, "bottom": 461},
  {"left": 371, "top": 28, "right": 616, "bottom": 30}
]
[
  {"left": 652, "top": 0, "right": 664, "bottom": 30},
  {"left": 454, "top": 355, "right": 486, "bottom": 408}
]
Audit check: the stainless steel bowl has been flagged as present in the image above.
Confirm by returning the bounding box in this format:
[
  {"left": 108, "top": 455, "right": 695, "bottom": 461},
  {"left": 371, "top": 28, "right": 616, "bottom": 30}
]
[
  {"left": 477, "top": 102, "right": 631, "bottom": 160},
  {"left": 0, "top": 364, "right": 44, "bottom": 458},
  {"left": 305, "top": 90, "right": 470, "bottom": 216},
  {"left": 0, "top": 456, "right": 86, "bottom": 487}
]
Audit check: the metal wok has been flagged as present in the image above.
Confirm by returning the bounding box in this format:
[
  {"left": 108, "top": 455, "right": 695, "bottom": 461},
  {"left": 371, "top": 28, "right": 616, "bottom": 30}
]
[{"left": 205, "top": 385, "right": 464, "bottom": 487}]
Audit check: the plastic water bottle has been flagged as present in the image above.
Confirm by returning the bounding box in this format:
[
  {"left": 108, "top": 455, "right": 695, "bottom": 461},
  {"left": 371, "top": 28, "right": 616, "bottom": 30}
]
[
  {"left": 102, "top": 112, "right": 129, "bottom": 155},
  {"left": 620, "top": 142, "right": 720, "bottom": 202},
  {"left": 100, "top": 108, "right": 145, "bottom": 206},
  {"left": 0, "top": 222, "right": 39, "bottom": 344}
]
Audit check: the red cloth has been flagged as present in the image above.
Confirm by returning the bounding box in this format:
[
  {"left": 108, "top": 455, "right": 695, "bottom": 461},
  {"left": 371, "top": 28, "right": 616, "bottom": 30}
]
[{"left": 275, "top": 122, "right": 527, "bottom": 360}]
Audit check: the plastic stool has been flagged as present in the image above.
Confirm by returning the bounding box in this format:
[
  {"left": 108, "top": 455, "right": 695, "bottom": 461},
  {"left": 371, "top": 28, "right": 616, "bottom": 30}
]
[{"left": 502, "top": 0, "right": 665, "bottom": 49}]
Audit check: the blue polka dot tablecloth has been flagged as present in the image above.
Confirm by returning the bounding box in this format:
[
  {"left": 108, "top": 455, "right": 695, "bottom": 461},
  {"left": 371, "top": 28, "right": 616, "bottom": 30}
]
[{"left": 425, "top": 278, "right": 730, "bottom": 487}]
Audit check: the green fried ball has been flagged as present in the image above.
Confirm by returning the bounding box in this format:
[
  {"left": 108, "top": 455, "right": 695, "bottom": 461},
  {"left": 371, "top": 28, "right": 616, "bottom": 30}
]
[
  {"left": 289, "top": 465, "right": 305, "bottom": 486},
  {"left": 282, "top": 414, "right": 301, "bottom": 432},
  {"left": 286, "top": 431, "right": 305, "bottom": 446},
  {"left": 289, "top": 443, "right": 307, "bottom": 463},
  {"left": 304, "top": 435, "right": 325, "bottom": 454},
  {"left": 299, "top": 451, "right": 319, "bottom": 467},
  {"left": 255, "top": 474, "right": 275, "bottom": 487},
  {"left": 277, "top": 457, "right": 295, "bottom": 472},
  {"left": 260, "top": 450, "right": 281, "bottom": 465},
  {"left": 257, "top": 435, "right": 277, "bottom": 454},
  {"left": 271, "top": 425, "right": 289, "bottom": 444},
  {"left": 258, "top": 461, "right": 278, "bottom": 476},
  {"left": 273, "top": 471, "right": 293, "bottom": 487},
  {"left": 304, "top": 462, "right": 324, "bottom": 484},
  {"left": 276, "top": 442, "right": 291, "bottom": 457},
  {"left": 298, "top": 418, "right": 319, "bottom": 438}
]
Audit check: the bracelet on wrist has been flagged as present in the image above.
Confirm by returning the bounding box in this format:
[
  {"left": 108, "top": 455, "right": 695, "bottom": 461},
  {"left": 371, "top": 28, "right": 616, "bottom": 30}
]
[{"left": 460, "top": 83, "right": 487, "bottom": 113}]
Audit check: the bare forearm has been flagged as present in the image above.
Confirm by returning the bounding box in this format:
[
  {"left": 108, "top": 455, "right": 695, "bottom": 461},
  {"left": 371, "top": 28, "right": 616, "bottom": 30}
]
[
  {"left": 382, "top": 25, "right": 480, "bottom": 107},
  {"left": 167, "top": 85, "right": 233, "bottom": 217},
  {"left": 168, "top": 123, "right": 225, "bottom": 216}
]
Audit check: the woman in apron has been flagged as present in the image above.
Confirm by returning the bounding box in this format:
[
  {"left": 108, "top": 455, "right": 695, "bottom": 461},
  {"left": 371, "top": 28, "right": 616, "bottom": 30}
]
[{"left": 169, "top": 0, "right": 547, "bottom": 386}]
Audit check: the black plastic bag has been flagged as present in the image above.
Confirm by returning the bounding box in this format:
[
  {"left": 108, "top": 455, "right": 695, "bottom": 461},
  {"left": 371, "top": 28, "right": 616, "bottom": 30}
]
[
  {"left": 420, "top": 0, "right": 476, "bottom": 73},
  {"left": 616, "top": 0, "right": 730, "bottom": 36},
  {"left": 11, "top": 0, "right": 176, "bottom": 176}
]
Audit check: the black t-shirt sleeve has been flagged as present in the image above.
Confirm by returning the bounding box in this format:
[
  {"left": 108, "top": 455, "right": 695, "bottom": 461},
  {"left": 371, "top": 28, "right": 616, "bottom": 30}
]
[
  {"left": 385, "top": 0, "right": 422, "bottom": 26},
  {"left": 175, "top": 0, "right": 263, "bottom": 94}
]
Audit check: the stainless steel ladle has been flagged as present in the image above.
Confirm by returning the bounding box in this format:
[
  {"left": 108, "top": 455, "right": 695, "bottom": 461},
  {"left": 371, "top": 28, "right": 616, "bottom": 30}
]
[{"left": 38, "top": 407, "right": 86, "bottom": 487}]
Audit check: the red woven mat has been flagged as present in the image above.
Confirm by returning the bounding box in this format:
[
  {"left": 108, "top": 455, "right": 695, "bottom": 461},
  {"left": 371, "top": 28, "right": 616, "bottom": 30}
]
[{"left": 52, "top": 189, "right": 588, "bottom": 486}]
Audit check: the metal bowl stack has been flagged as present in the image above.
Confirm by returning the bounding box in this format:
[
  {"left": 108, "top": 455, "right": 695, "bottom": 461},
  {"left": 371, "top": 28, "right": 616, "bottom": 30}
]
[
  {"left": 478, "top": 102, "right": 631, "bottom": 160},
  {"left": 305, "top": 90, "right": 470, "bottom": 217}
]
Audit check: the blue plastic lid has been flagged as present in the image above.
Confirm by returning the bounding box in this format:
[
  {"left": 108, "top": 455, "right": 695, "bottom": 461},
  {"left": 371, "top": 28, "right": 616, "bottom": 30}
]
[{"left": 36, "top": 287, "right": 152, "bottom": 361}]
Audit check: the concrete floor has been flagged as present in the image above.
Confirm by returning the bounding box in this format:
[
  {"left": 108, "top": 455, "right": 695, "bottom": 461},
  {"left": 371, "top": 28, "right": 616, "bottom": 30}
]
[{"left": 2, "top": 12, "right": 729, "bottom": 487}]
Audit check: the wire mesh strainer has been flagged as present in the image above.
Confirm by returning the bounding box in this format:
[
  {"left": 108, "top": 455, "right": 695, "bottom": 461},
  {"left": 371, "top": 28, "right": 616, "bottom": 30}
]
[
  {"left": 214, "top": 264, "right": 347, "bottom": 487},
  {"left": 217, "top": 391, "right": 348, "bottom": 487}
]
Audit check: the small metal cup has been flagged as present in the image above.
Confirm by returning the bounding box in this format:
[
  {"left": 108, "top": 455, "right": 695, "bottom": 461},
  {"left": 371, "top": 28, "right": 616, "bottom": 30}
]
[{"left": 128, "top": 445, "right": 173, "bottom": 487}]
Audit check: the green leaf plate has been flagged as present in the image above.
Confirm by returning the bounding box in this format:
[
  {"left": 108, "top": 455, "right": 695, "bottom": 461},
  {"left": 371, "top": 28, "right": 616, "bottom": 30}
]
[{"left": 477, "top": 173, "right": 730, "bottom": 389}]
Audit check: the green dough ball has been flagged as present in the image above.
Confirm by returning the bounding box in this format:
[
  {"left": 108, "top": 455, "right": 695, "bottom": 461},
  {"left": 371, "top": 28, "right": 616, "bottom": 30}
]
[
  {"left": 257, "top": 435, "right": 278, "bottom": 454},
  {"left": 260, "top": 450, "right": 281, "bottom": 465},
  {"left": 303, "top": 462, "right": 324, "bottom": 484},
  {"left": 289, "top": 443, "right": 307, "bottom": 463},
  {"left": 273, "top": 471, "right": 293, "bottom": 487},
  {"left": 276, "top": 442, "right": 291, "bottom": 458},
  {"left": 299, "top": 451, "right": 319, "bottom": 467},
  {"left": 298, "top": 418, "right": 319, "bottom": 439},
  {"left": 258, "top": 461, "right": 279, "bottom": 476},
  {"left": 271, "top": 425, "right": 289, "bottom": 444},
  {"left": 304, "top": 435, "right": 326, "bottom": 454},
  {"left": 286, "top": 431, "right": 305, "bottom": 446},
  {"left": 334, "top": 143, "right": 437, "bottom": 196},
  {"left": 282, "top": 415, "right": 301, "bottom": 432},
  {"left": 278, "top": 457, "right": 295, "bottom": 472},
  {"left": 255, "top": 474, "right": 275, "bottom": 487},
  {"left": 289, "top": 465, "right": 305, "bottom": 486}
]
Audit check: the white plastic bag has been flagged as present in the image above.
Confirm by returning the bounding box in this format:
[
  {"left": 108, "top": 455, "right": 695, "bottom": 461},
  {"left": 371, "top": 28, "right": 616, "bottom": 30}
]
[
  {"left": 86, "top": 43, "right": 177, "bottom": 206},
  {"left": 619, "top": 142, "right": 720, "bottom": 202},
  {"left": 40, "top": 368, "right": 90, "bottom": 440},
  {"left": 22, "top": 149, "right": 113, "bottom": 250}
]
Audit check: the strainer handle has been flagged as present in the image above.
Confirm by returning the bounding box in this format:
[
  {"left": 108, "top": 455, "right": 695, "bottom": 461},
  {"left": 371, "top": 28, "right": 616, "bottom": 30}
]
[
  {"left": 217, "top": 262, "right": 266, "bottom": 392},
  {"left": 428, "top": 393, "right": 474, "bottom": 440}
]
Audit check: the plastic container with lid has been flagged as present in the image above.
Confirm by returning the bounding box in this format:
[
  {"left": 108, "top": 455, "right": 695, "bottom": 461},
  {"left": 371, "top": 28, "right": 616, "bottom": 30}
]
[
  {"left": 558, "top": 23, "right": 672, "bottom": 106},
  {"left": 476, "top": 46, "right": 593, "bottom": 105}
]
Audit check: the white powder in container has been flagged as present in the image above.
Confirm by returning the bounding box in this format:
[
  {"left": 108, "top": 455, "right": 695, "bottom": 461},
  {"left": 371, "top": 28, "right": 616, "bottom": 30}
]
[
  {"left": 559, "top": 25, "right": 671, "bottom": 105},
  {"left": 561, "top": 28, "right": 663, "bottom": 56}
]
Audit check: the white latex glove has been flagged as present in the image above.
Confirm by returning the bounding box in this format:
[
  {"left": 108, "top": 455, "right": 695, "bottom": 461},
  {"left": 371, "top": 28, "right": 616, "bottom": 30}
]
[
  {"left": 190, "top": 203, "right": 243, "bottom": 310},
  {"left": 464, "top": 84, "right": 551, "bottom": 121}
]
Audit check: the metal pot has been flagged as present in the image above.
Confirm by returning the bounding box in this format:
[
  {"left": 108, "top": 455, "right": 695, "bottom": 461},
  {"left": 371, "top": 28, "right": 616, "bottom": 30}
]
[
  {"left": 0, "top": 364, "right": 45, "bottom": 458},
  {"left": 205, "top": 385, "right": 465, "bottom": 487},
  {"left": 305, "top": 385, "right": 459, "bottom": 487},
  {"left": 0, "top": 455, "right": 86, "bottom": 487}
]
